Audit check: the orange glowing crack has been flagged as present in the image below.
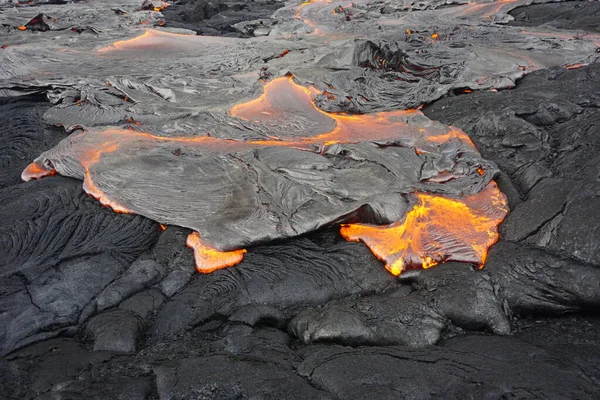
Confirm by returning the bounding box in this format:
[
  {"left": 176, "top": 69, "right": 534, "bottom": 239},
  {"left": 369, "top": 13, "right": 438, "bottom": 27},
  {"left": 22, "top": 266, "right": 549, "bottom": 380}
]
[
  {"left": 186, "top": 231, "right": 247, "bottom": 273},
  {"left": 565, "top": 63, "right": 587, "bottom": 70},
  {"left": 231, "top": 77, "right": 461, "bottom": 149},
  {"left": 340, "top": 182, "right": 508, "bottom": 276}
]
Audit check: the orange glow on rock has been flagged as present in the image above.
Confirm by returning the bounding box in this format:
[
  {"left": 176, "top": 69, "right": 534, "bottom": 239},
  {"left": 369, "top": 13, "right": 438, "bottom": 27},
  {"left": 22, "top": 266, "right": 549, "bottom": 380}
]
[
  {"left": 17, "top": 26, "right": 27, "bottom": 31},
  {"left": 81, "top": 142, "right": 132, "bottom": 214},
  {"left": 340, "top": 182, "right": 508, "bottom": 276},
  {"left": 231, "top": 77, "right": 456, "bottom": 149},
  {"left": 565, "top": 63, "right": 587, "bottom": 70},
  {"left": 293, "top": 0, "right": 329, "bottom": 35},
  {"left": 97, "top": 30, "right": 232, "bottom": 54},
  {"left": 25, "top": 76, "right": 505, "bottom": 276},
  {"left": 456, "top": 0, "right": 518, "bottom": 18},
  {"left": 230, "top": 76, "right": 322, "bottom": 126},
  {"left": 186, "top": 231, "right": 247, "bottom": 273},
  {"left": 21, "top": 162, "right": 56, "bottom": 181},
  {"left": 149, "top": 1, "right": 170, "bottom": 12}
]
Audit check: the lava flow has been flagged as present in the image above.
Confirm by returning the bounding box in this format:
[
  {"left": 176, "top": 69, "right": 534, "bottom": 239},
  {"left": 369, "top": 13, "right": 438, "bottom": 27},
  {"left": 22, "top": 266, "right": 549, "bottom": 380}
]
[
  {"left": 22, "top": 76, "right": 507, "bottom": 276},
  {"left": 186, "top": 232, "right": 246, "bottom": 273},
  {"left": 97, "top": 29, "right": 232, "bottom": 55},
  {"left": 455, "top": 0, "right": 518, "bottom": 19},
  {"left": 341, "top": 182, "right": 508, "bottom": 276}
]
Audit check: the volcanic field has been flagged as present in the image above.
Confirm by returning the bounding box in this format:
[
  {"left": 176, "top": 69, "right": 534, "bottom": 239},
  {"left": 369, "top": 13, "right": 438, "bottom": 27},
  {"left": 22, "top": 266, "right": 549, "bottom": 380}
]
[{"left": 1, "top": 0, "right": 600, "bottom": 398}]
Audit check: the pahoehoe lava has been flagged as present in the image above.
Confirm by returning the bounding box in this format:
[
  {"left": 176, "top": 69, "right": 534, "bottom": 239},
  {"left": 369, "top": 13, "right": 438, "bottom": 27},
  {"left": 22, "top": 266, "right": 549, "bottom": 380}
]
[{"left": 1, "top": 0, "right": 600, "bottom": 398}]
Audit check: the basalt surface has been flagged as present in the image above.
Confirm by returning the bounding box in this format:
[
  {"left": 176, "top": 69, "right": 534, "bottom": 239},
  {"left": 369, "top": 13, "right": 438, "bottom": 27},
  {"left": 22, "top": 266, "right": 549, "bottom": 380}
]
[{"left": 1, "top": 0, "right": 600, "bottom": 399}]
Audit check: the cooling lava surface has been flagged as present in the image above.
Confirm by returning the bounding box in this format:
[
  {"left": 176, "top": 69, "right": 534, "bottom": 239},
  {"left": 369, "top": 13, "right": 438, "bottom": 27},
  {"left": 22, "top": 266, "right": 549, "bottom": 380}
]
[{"left": 0, "top": 0, "right": 599, "bottom": 399}]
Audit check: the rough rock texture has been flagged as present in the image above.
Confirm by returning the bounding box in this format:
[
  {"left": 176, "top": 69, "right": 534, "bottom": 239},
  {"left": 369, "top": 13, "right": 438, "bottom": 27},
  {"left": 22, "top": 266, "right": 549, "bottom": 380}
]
[
  {"left": 297, "top": 335, "right": 599, "bottom": 399},
  {"left": 151, "top": 231, "right": 398, "bottom": 340},
  {"left": 162, "top": 0, "right": 287, "bottom": 37},
  {"left": 0, "top": 175, "right": 160, "bottom": 356},
  {"left": 509, "top": 1, "right": 600, "bottom": 32},
  {"left": 424, "top": 63, "right": 600, "bottom": 266},
  {"left": 1, "top": 0, "right": 600, "bottom": 399},
  {"left": 0, "top": 95, "right": 66, "bottom": 188}
]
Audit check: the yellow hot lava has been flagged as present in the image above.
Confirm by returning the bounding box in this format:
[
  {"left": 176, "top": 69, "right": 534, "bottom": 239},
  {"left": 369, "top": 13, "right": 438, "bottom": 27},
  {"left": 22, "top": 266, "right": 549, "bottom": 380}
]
[
  {"left": 340, "top": 182, "right": 508, "bottom": 276},
  {"left": 187, "top": 231, "right": 247, "bottom": 273}
]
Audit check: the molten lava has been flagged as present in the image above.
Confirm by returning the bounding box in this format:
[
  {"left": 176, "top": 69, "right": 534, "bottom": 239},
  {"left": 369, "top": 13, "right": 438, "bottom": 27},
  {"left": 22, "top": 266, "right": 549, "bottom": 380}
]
[
  {"left": 186, "top": 231, "right": 246, "bottom": 273},
  {"left": 22, "top": 76, "right": 507, "bottom": 276},
  {"left": 340, "top": 182, "right": 508, "bottom": 276},
  {"left": 21, "top": 162, "right": 56, "bottom": 180},
  {"left": 565, "top": 63, "right": 588, "bottom": 70}
]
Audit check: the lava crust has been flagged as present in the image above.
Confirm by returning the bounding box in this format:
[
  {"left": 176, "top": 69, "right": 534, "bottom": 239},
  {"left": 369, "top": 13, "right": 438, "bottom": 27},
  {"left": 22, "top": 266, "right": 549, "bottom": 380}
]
[{"left": 1, "top": 0, "right": 600, "bottom": 398}]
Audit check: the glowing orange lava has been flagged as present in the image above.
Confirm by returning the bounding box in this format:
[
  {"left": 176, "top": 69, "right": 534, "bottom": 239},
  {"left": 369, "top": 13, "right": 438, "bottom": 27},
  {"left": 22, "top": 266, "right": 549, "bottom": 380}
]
[
  {"left": 565, "top": 63, "right": 587, "bottom": 70},
  {"left": 293, "top": 0, "right": 330, "bottom": 35},
  {"left": 231, "top": 77, "right": 451, "bottom": 149},
  {"left": 23, "top": 76, "right": 507, "bottom": 276},
  {"left": 456, "top": 0, "right": 518, "bottom": 19},
  {"left": 340, "top": 182, "right": 508, "bottom": 276},
  {"left": 21, "top": 162, "right": 56, "bottom": 180},
  {"left": 186, "top": 231, "right": 247, "bottom": 273},
  {"left": 97, "top": 30, "right": 232, "bottom": 54}
]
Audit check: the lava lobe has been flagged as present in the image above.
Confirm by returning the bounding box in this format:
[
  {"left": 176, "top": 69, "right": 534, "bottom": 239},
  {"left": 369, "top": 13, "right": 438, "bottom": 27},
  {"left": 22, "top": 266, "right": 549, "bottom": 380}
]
[{"left": 23, "top": 76, "right": 507, "bottom": 275}]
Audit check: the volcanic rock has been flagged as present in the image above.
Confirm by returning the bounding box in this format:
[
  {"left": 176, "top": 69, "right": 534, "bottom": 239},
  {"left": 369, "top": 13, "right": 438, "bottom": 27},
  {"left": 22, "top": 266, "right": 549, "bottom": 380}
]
[{"left": 1, "top": 0, "right": 600, "bottom": 398}]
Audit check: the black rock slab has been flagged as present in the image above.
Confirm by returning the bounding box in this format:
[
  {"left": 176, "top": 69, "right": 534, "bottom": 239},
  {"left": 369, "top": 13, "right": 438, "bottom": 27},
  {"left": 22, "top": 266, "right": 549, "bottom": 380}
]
[
  {"left": 85, "top": 309, "right": 145, "bottom": 354},
  {"left": 162, "top": 0, "right": 287, "bottom": 37},
  {"left": 501, "top": 177, "right": 576, "bottom": 242},
  {"left": 485, "top": 241, "right": 600, "bottom": 316},
  {"left": 289, "top": 262, "right": 510, "bottom": 347},
  {"left": 151, "top": 231, "right": 398, "bottom": 340},
  {"left": 0, "top": 176, "right": 159, "bottom": 356},
  {"left": 508, "top": 1, "right": 600, "bottom": 33},
  {"left": 1, "top": 338, "right": 153, "bottom": 400},
  {"left": 297, "top": 335, "right": 599, "bottom": 399},
  {"left": 154, "top": 355, "right": 331, "bottom": 399},
  {"left": 289, "top": 239, "right": 600, "bottom": 347}
]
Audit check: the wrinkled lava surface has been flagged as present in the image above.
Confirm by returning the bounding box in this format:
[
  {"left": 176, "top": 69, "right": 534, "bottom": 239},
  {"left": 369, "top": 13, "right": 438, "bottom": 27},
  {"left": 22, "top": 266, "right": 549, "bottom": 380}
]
[{"left": 1, "top": 0, "right": 600, "bottom": 399}]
